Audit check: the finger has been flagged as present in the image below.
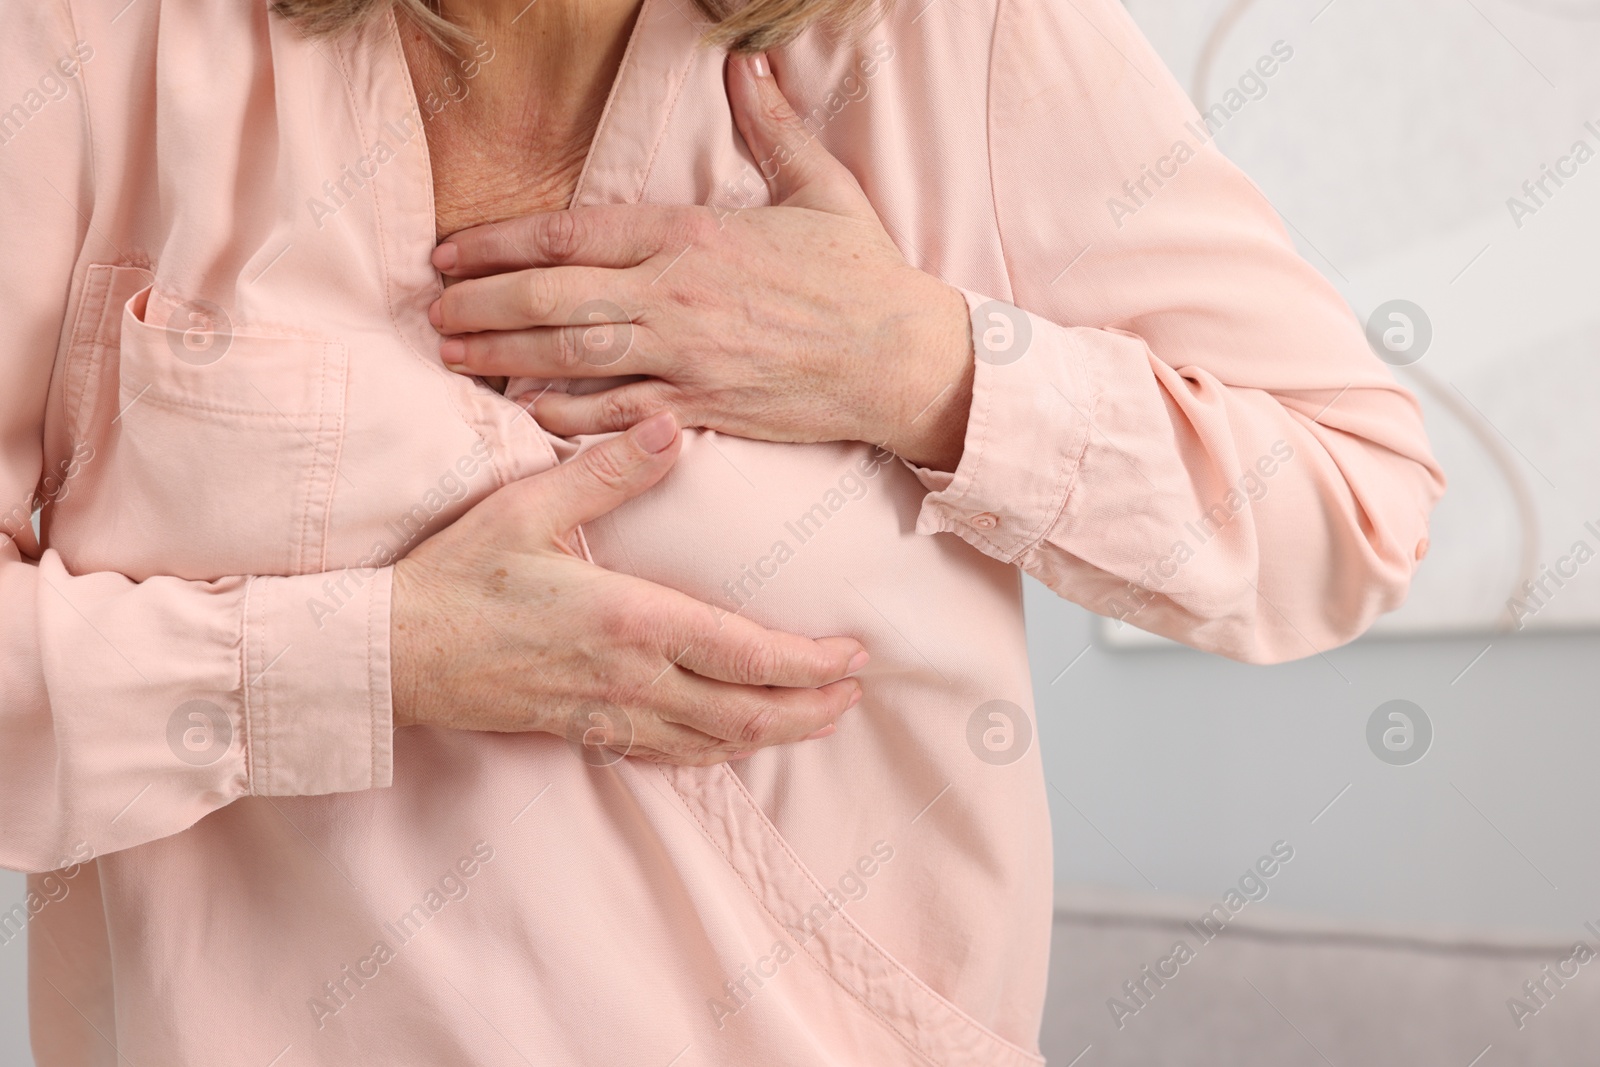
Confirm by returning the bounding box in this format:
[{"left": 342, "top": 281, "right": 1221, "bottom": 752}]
[
  {"left": 724, "top": 51, "right": 878, "bottom": 220},
  {"left": 659, "top": 671, "right": 863, "bottom": 748},
  {"left": 512, "top": 410, "right": 681, "bottom": 539},
  {"left": 434, "top": 205, "right": 694, "bottom": 277},
  {"left": 564, "top": 686, "right": 844, "bottom": 767},
  {"left": 524, "top": 381, "right": 681, "bottom": 437},
  {"left": 431, "top": 266, "right": 644, "bottom": 334},
  {"left": 612, "top": 716, "right": 825, "bottom": 767},
  {"left": 617, "top": 730, "right": 745, "bottom": 767},
  {"left": 667, "top": 603, "right": 869, "bottom": 688},
  {"left": 443, "top": 321, "right": 657, "bottom": 379},
  {"left": 574, "top": 711, "right": 743, "bottom": 767}
]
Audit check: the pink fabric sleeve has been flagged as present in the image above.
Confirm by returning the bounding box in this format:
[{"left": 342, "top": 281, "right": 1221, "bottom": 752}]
[
  {"left": 0, "top": 7, "right": 393, "bottom": 875},
  {"left": 908, "top": 0, "right": 1445, "bottom": 664}
]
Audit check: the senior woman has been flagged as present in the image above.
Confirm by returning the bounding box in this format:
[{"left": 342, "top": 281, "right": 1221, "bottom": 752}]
[{"left": 0, "top": 0, "right": 1441, "bottom": 1062}]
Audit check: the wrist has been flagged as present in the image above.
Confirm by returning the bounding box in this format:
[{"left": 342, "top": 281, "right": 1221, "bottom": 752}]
[
  {"left": 884, "top": 278, "right": 975, "bottom": 471},
  {"left": 389, "top": 561, "right": 429, "bottom": 729}
]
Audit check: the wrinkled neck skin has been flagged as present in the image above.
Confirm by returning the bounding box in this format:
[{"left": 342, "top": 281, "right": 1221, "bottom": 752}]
[{"left": 403, "top": 0, "right": 646, "bottom": 237}]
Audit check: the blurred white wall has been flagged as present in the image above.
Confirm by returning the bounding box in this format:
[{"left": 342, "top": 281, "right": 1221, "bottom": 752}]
[{"left": 1124, "top": 0, "right": 1600, "bottom": 636}]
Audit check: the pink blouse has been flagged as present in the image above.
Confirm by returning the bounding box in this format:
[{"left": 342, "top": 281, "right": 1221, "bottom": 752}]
[{"left": 0, "top": 0, "right": 1442, "bottom": 1063}]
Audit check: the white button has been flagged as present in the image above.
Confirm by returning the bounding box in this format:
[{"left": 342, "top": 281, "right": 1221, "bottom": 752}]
[{"left": 970, "top": 512, "right": 999, "bottom": 531}]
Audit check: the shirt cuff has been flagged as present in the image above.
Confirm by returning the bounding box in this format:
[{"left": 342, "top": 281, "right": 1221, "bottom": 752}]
[
  {"left": 905, "top": 288, "right": 1093, "bottom": 563},
  {"left": 241, "top": 565, "right": 395, "bottom": 797}
]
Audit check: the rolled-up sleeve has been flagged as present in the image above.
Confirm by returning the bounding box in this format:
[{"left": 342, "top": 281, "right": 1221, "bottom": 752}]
[
  {"left": 0, "top": 6, "right": 392, "bottom": 875},
  {"left": 910, "top": 0, "right": 1445, "bottom": 664}
]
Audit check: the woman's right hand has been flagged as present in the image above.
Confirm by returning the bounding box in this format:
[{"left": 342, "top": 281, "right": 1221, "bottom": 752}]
[{"left": 389, "top": 410, "right": 867, "bottom": 766}]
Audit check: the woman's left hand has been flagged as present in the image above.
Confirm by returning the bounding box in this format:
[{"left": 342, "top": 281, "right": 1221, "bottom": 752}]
[{"left": 427, "top": 52, "right": 975, "bottom": 473}]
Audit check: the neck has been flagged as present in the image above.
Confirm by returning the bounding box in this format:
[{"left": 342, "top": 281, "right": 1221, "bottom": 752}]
[
  {"left": 400, "top": 0, "right": 648, "bottom": 235},
  {"left": 428, "top": 0, "right": 644, "bottom": 129}
]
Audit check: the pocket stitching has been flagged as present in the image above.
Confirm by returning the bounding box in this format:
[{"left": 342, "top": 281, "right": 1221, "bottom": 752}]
[
  {"left": 119, "top": 287, "right": 346, "bottom": 419},
  {"left": 63, "top": 265, "right": 152, "bottom": 447},
  {"left": 116, "top": 392, "right": 332, "bottom": 420},
  {"left": 106, "top": 284, "right": 350, "bottom": 579},
  {"left": 300, "top": 340, "right": 347, "bottom": 574},
  {"left": 117, "top": 341, "right": 347, "bottom": 419},
  {"left": 61, "top": 266, "right": 110, "bottom": 445}
]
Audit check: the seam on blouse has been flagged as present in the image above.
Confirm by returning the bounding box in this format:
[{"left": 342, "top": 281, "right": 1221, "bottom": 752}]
[
  {"left": 1027, "top": 333, "right": 1099, "bottom": 565},
  {"left": 635, "top": 29, "right": 698, "bottom": 198},
  {"left": 62, "top": 0, "right": 97, "bottom": 236},
  {"left": 653, "top": 766, "right": 940, "bottom": 1066},
  {"left": 981, "top": 0, "right": 1090, "bottom": 564},
  {"left": 966, "top": 0, "right": 1056, "bottom": 560},
  {"left": 1008, "top": 331, "right": 1099, "bottom": 572},
  {"left": 661, "top": 763, "right": 1044, "bottom": 1066},
  {"left": 980, "top": 0, "right": 1007, "bottom": 297},
  {"left": 241, "top": 577, "right": 260, "bottom": 794},
  {"left": 320, "top": 341, "right": 350, "bottom": 574},
  {"left": 570, "top": 0, "right": 654, "bottom": 205},
  {"left": 294, "top": 345, "right": 324, "bottom": 574},
  {"left": 63, "top": 267, "right": 110, "bottom": 448},
  {"left": 960, "top": 353, "right": 1005, "bottom": 549},
  {"left": 712, "top": 763, "right": 1045, "bottom": 1063},
  {"left": 930, "top": 317, "right": 1041, "bottom": 566},
  {"left": 50, "top": 0, "right": 100, "bottom": 456},
  {"left": 366, "top": 567, "right": 379, "bottom": 788},
  {"left": 114, "top": 393, "right": 323, "bottom": 419},
  {"left": 259, "top": 581, "right": 273, "bottom": 792},
  {"left": 342, "top": 21, "right": 501, "bottom": 478}
]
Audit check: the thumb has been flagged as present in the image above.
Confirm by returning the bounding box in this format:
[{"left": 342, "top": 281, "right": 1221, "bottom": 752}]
[
  {"left": 725, "top": 51, "right": 878, "bottom": 220},
  {"left": 522, "top": 410, "right": 681, "bottom": 541}
]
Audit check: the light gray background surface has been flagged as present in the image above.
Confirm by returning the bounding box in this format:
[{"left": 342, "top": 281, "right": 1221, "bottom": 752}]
[{"left": 7, "top": 0, "right": 1600, "bottom": 1062}]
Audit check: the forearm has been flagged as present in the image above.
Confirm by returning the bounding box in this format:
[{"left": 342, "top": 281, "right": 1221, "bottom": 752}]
[{"left": 0, "top": 549, "right": 394, "bottom": 873}]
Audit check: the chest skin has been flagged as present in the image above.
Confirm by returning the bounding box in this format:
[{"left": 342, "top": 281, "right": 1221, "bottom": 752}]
[{"left": 397, "top": 13, "right": 636, "bottom": 239}]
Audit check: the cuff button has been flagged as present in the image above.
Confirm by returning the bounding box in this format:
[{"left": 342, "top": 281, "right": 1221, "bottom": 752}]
[{"left": 970, "top": 512, "right": 1000, "bottom": 530}]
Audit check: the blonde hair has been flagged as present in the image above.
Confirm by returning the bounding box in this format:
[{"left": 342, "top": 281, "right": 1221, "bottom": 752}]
[{"left": 272, "top": 0, "right": 886, "bottom": 53}]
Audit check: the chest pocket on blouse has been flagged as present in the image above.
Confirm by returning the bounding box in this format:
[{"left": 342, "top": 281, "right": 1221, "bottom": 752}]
[{"left": 64, "top": 266, "right": 349, "bottom": 581}]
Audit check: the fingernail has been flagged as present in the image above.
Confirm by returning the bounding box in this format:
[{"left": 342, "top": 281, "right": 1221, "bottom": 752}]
[
  {"left": 802, "top": 723, "right": 837, "bottom": 741},
  {"left": 439, "top": 338, "right": 467, "bottom": 369},
  {"left": 432, "top": 242, "right": 458, "bottom": 271},
  {"left": 631, "top": 410, "right": 678, "bottom": 453},
  {"left": 845, "top": 687, "right": 863, "bottom": 710},
  {"left": 750, "top": 52, "right": 769, "bottom": 78},
  {"left": 846, "top": 650, "right": 870, "bottom": 675},
  {"left": 729, "top": 749, "right": 758, "bottom": 761},
  {"left": 427, "top": 299, "right": 442, "bottom": 329}
]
